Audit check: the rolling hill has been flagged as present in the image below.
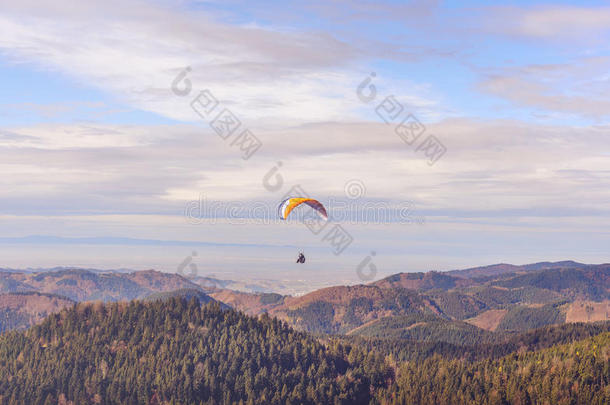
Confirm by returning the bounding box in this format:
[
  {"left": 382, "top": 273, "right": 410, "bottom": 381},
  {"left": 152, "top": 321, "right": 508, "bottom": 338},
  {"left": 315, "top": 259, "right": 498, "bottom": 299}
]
[
  {"left": 0, "top": 296, "right": 606, "bottom": 404},
  {"left": 0, "top": 269, "right": 208, "bottom": 331},
  {"left": 267, "top": 285, "right": 437, "bottom": 334},
  {"left": 0, "top": 297, "right": 391, "bottom": 404},
  {"left": 0, "top": 269, "right": 201, "bottom": 302},
  {"left": 446, "top": 260, "right": 587, "bottom": 279},
  {"left": 378, "top": 331, "right": 609, "bottom": 404},
  {"left": 0, "top": 292, "right": 74, "bottom": 332},
  {"left": 0, "top": 261, "right": 607, "bottom": 337},
  {"left": 239, "top": 262, "right": 610, "bottom": 336}
]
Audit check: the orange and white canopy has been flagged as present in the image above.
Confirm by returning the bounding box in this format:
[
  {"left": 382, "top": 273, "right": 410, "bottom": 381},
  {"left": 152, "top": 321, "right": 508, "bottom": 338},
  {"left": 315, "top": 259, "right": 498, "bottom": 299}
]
[{"left": 278, "top": 197, "right": 328, "bottom": 221}]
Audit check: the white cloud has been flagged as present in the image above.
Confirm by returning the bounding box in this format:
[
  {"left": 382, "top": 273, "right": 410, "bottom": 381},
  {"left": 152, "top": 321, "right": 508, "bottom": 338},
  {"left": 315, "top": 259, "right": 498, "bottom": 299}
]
[
  {"left": 479, "top": 57, "right": 610, "bottom": 118},
  {"left": 0, "top": 119, "right": 608, "bottom": 218},
  {"left": 0, "top": 1, "right": 609, "bottom": 271},
  {"left": 484, "top": 6, "right": 610, "bottom": 40},
  {"left": 0, "top": 0, "right": 448, "bottom": 127},
  {"left": 0, "top": 0, "right": 367, "bottom": 125}
]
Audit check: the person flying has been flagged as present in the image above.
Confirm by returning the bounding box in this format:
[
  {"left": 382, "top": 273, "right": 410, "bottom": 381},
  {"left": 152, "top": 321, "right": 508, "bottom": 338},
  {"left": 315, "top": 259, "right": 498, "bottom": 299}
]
[
  {"left": 296, "top": 252, "right": 306, "bottom": 263},
  {"left": 278, "top": 197, "right": 326, "bottom": 264}
]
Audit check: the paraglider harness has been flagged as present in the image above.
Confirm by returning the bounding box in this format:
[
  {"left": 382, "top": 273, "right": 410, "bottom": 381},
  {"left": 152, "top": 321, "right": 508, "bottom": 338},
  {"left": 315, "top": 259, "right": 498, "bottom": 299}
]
[{"left": 296, "top": 252, "right": 306, "bottom": 264}]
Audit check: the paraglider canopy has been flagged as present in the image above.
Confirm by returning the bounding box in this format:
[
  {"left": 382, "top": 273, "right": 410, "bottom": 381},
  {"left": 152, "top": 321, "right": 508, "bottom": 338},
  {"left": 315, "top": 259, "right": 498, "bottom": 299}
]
[{"left": 278, "top": 197, "right": 328, "bottom": 221}]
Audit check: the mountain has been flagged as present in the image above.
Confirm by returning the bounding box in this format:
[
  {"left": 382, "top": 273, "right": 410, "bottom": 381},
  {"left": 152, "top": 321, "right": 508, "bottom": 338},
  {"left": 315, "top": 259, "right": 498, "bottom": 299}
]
[
  {"left": 345, "top": 321, "right": 610, "bottom": 363},
  {"left": 0, "top": 292, "right": 74, "bottom": 332},
  {"left": 0, "top": 297, "right": 391, "bottom": 404},
  {"left": 0, "top": 269, "right": 201, "bottom": 302},
  {"left": 378, "top": 331, "right": 609, "bottom": 404},
  {"left": 0, "top": 269, "right": 209, "bottom": 332},
  {"left": 0, "top": 262, "right": 607, "bottom": 403},
  {"left": 372, "top": 271, "right": 474, "bottom": 290},
  {"left": 492, "top": 265, "right": 610, "bottom": 300},
  {"left": 446, "top": 263, "right": 524, "bottom": 279},
  {"left": 521, "top": 260, "right": 588, "bottom": 271},
  {"left": 267, "top": 285, "right": 437, "bottom": 334},
  {"left": 0, "top": 295, "right": 606, "bottom": 404},
  {"left": 238, "top": 264, "right": 610, "bottom": 336},
  {"left": 209, "top": 289, "right": 285, "bottom": 315},
  {"left": 346, "top": 313, "right": 496, "bottom": 346},
  {"left": 0, "top": 262, "right": 607, "bottom": 336},
  {"left": 446, "top": 260, "right": 588, "bottom": 279},
  {"left": 142, "top": 288, "right": 223, "bottom": 306}
]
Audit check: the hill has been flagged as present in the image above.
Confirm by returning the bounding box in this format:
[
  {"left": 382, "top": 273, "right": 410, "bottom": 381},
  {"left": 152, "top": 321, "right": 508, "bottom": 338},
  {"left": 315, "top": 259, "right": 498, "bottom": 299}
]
[
  {"left": 209, "top": 289, "right": 285, "bottom": 315},
  {"left": 268, "top": 285, "right": 437, "bottom": 334},
  {"left": 492, "top": 265, "right": 610, "bottom": 300},
  {"left": 142, "top": 288, "right": 227, "bottom": 308},
  {"left": 0, "top": 269, "right": 207, "bottom": 332},
  {"left": 0, "top": 296, "right": 606, "bottom": 404},
  {"left": 0, "top": 292, "right": 74, "bottom": 332},
  {"left": 446, "top": 260, "right": 588, "bottom": 279},
  {"left": 0, "top": 298, "right": 391, "bottom": 404},
  {"left": 372, "top": 271, "right": 473, "bottom": 291},
  {"left": 0, "top": 262, "right": 607, "bottom": 337},
  {"left": 346, "top": 313, "right": 496, "bottom": 346},
  {"left": 345, "top": 321, "right": 610, "bottom": 363},
  {"left": 0, "top": 269, "right": 201, "bottom": 302},
  {"left": 377, "top": 331, "right": 609, "bottom": 404},
  {"left": 252, "top": 265, "right": 608, "bottom": 335}
]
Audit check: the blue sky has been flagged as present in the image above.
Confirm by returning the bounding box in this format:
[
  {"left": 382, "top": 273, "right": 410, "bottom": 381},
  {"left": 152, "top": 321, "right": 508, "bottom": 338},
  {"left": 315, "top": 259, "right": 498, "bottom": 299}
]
[{"left": 0, "top": 0, "right": 609, "bottom": 287}]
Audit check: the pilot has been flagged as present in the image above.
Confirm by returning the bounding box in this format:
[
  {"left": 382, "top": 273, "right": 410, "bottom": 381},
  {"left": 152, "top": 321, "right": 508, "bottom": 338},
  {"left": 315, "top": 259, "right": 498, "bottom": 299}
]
[{"left": 296, "top": 252, "right": 306, "bottom": 263}]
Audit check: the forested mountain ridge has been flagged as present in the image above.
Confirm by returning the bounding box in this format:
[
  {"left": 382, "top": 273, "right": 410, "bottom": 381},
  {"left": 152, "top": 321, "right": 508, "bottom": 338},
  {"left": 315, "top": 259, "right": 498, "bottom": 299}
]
[
  {"left": 445, "top": 260, "right": 588, "bottom": 278},
  {"left": 0, "top": 262, "right": 607, "bottom": 337},
  {"left": 344, "top": 320, "right": 610, "bottom": 362},
  {"left": 257, "top": 264, "right": 609, "bottom": 335},
  {"left": 0, "top": 298, "right": 392, "bottom": 404},
  {"left": 0, "top": 297, "right": 607, "bottom": 404},
  {"left": 375, "top": 331, "right": 610, "bottom": 404},
  {"left": 0, "top": 269, "right": 215, "bottom": 332},
  {"left": 0, "top": 292, "right": 74, "bottom": 333},
  {"left": 269, "top": 285, "right": 437, "bottom": 334}
]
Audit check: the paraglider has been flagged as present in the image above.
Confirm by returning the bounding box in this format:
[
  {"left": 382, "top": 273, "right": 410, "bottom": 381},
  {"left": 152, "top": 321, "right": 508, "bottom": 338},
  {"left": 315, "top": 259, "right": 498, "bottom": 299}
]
[
  {"left": 278, "top": 197, "right": 328, "bottom": 221},
  {"left": 278, "top": 197, "right": 327, "bottom": 264},
  {"left": 296, "top": 252, "right": 306, "bottom": 263}
]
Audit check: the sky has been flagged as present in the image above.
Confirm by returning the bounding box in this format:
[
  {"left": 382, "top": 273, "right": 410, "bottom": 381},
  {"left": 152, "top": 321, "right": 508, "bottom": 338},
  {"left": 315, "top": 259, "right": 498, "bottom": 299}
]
[{"left": 0, "top": 0, "right": 609, "bottom": 287}]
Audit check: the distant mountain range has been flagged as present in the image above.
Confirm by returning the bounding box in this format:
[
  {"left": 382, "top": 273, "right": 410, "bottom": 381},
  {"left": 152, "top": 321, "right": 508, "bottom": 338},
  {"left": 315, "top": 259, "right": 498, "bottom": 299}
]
[
  {"left": 446, "top": 260, "right": 588, "bottom": 278},
  {"left": 213, "top": 262, "right": 609, "bottom": 337},
  {"left": 0, "top": 269, "right": 221, "bottom": 331},
  {"left": 0, "top": 268, "right": 201, "bottom": 301},
  {"left": 0, "top": 260, "right": 608, "bottom": 404},
  {"left": 1, "top": 290, "right": 607, "bottom": 404},
  {"left": 0, "top": 261, "right": 608, "bottom": 336}
]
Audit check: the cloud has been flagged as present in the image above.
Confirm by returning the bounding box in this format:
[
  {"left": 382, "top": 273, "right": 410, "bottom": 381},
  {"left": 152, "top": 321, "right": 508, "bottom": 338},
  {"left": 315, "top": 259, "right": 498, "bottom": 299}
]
[
  {"left": 483, "top": 5, "right": 610, "bottom": 40},
  {"left": 0, "top": 101, "right": 128, "bottom": 122},
  {"left": 0, "top": 0, "right": 371, "bottom": 125},
  {"left": 0, "top": 119, "right": 608, "bottom": 221},
  {"left": 0, "top": 1, "right": 609, "bottom": 272},
  {"left": 478, "top": 57, "right": 610, "bottom": 118}
]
